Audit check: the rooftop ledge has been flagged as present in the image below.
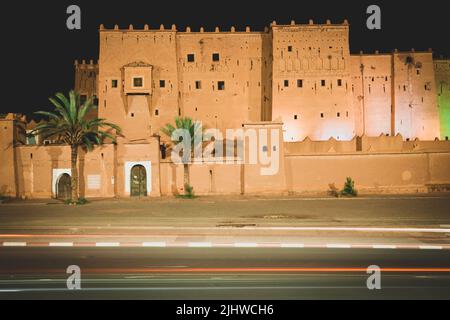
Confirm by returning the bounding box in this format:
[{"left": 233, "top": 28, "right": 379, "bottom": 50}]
[{"left": 98, "top": 20, "right": 351, "bottom": 33}]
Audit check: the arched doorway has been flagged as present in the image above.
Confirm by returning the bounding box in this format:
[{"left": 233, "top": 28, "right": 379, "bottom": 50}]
[
  {"left": 57, "top": 173, "right": 72, "bottom": 200},
  {"left": 130, "top": 165, "right": 147, "bottom": 197}
]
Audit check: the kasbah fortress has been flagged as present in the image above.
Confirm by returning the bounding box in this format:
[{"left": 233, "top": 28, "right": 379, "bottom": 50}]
[{"left": 1, "top": 19, "right": 450, "bottom": 199}]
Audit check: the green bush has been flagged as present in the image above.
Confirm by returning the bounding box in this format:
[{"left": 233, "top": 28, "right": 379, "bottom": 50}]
[
  {"left": 76, "top": 197, "right": 89, "bottom": 205},
  {"left": 64, "top": 197, "right": 89, "bottom": 205},
  {"left": 176, "top": 184, "right": 196, "bottom": 199},
  {"left": 0, "top": 194, "right": 10, "bottom": 203},
  {"left": 341, "top": 177, "right": 358, "bottom": 197}
]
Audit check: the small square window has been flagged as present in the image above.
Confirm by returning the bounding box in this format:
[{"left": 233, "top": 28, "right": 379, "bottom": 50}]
[
  {"left": 111, "top": 80, "right": 118, "bottom": 88},
  {"left": 155, "top": 109, "right": 159, "bottom": 116},
  {"left": 320, "top": 113, "right": 324, "bottom": 118},
  {"left": 297, "top": 79, "right": 303, "bottom": 88},
  {"left": 284, "top": 80, "right": 289, "bottom": 87},
  {"left": 337, "top": 112, "right": 341, "bottom": 118},
  {"left": 262, "top": 146, "right": 268, "bottom": 152},
  {"left": 337, "top": 79, "right": 342, "bottom": 86},
  {"left": 160, "top": 80, "right": 166, "bottom": 88},
  {"left": 212, "top": 53, "right": 220, "bottom": 62},
  {"left": 321, "top": 80, "right": 326, "bottom": 87},
  {"left": 133, "top": 77, "right": 143, "bottom": 88},
  {"left": 294, "top": 115, "right": 298, "bottom": 120},
  {"left": 187, "top": 54, "right": 195, "bottom": 62},
  {"left": 288, "top": 46, "right": 293, "bottom": 52},
  {"left": 195, "top": 81, "right": 202, "bottom": 89},
  {"left": 218, "top": 81, "right": 225, "bottom": 91}
]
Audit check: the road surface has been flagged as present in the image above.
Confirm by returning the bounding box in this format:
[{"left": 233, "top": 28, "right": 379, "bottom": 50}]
[{"left": 1, "top": 247, "right": 450, "bottom": 299}]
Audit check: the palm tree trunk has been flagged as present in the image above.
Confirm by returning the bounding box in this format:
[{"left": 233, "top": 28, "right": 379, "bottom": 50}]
[
  {"left": 183, "top": 163, "right": 190, "bottom": 194},
  {"left": 71, "top": 145, "right": 79, "bottom": 201}
]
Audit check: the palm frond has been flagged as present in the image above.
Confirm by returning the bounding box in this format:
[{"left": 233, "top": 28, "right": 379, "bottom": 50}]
[
  {"left": 35, "top": 91, "right": 122, "bottom": 148},
  {"left": 77, "top": 96, "right": 94, "bottom": 121},
  {"left": 69, "top": 90, "right": 78, "bottom": 125}
]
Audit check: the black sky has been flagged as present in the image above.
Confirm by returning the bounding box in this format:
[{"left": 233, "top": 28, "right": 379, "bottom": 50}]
[{"left": 1, "top": 0, "right": 449, "bottom": 116}]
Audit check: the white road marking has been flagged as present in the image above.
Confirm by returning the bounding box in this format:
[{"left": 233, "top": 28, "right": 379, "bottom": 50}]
[
  {"left": 281, "top": 243, "right": 305, "bottom": 248},
  {"left": 95, "top": 242, "right": 120, "bottom": 247},
  {"left": 188, "top": 242, "right": 212, "bottom": 248},
  {"left": 142, "top": 242, "right": 167, "bottom": 247},
  {"left": 234, "top": 243, "right": 259, "bottom": 248},
  {"left": 2, "top": 242, "right": 27, "bottom": 247},
  {"left": 49, "top": 242, "right": 73, "bottom": 247},
  {"left": 373, "top": 245, "right": 398, "bottom": 249},
  {"left": 326, "top": 244, "right": 352, "bottom": 249},
  {"left": 419, "top": 246, "right": 443, "bottom": 250},
  {"left": 0, "top": 241, "right": 448, "bottom": 251}
]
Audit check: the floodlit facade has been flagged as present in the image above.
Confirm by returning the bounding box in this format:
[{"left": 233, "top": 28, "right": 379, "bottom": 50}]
[
  {"left": 1, "top": 20, "right": 450, "bottom": 199},
  {"left": 73, "top": 20, "right": 447, "bottom": 143}
]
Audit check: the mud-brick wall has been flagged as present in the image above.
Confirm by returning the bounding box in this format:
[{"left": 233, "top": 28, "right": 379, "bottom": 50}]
[
  {"left": 14, "top": 145, "right": 116, "bottom": 199},
  {"left": 159, "top": 161, "right": 242, "bottom": 196},
  {"left": 285, "top": 151, "right": 450, "bottom": 194}
]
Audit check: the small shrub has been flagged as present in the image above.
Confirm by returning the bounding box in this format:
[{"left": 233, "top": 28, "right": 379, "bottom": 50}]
[
  {"left": 341, "top": 177, "right": 358, "bottom": 197},
  {"left": 0, "top": 194, "right": 10, "bottom": 203},
  {"left": 76, "top": 197, "right": 89, "bottom": 205},
  {"left": 64, "top": 197, "right": 89, "bottom": 205},
  {"left": 176, "top": 184, "right": 196, "bottom": 199}
]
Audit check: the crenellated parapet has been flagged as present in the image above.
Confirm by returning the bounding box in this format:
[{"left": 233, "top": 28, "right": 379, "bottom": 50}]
[
  {"left": 98, "top": 19, "right": 351, "bottom": 34},
  {"left": 74, "top": 59, "right": 98, "bottom": 69},
  {"left": 284, "top": 134, "right": 450, "bottom": 155}
]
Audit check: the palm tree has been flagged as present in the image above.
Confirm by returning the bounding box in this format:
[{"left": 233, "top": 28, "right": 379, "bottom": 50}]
[
  {"left": 161, "top": 117, "right": 203, "bottom": 195},
  {"left": 31, "top": 91, "right": 121, "bottom": 201}
]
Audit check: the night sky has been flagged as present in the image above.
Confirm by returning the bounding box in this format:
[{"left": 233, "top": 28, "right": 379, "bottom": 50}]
[{"left": 1, "top": 0, "right": 449, "bottom": 117}]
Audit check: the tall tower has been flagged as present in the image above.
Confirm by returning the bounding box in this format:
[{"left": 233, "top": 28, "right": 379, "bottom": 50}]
[
  {"left": 74, "top": 60, "right": 99, "bottom": 120},
  {"left": 271, "top": 19, "right": 355, "bottom": 142},
  {"left": 97, "top": 24, "right": 179, "bottom": 142}
]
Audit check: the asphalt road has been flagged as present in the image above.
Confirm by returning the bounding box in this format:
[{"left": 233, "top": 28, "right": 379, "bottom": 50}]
[{"left": 1, "top": 247, "right": 450, "bottom": 300}]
